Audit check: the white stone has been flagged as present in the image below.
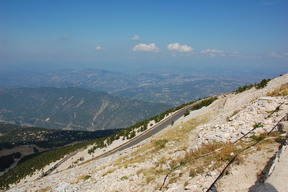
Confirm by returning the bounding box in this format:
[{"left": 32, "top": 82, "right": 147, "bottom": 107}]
[
  {"left": 231, "top": 170, "right": 239, "bottom": 176},
  {"left": 230, "top": 133, "right": 238, "bottom": 139},
  {"left": 236, "top": 145, "right": 243, "bottom": 150},
  {"left": 241, "top": 129, "right": 249, "bottom": 135},
  {"left": 223, "top": 133, "right": 231, "bottom": 139}
]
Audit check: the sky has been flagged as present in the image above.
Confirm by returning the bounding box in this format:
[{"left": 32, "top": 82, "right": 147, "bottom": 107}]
[{"left": 0, "top": 0, "right": 287, "bottom": 76}]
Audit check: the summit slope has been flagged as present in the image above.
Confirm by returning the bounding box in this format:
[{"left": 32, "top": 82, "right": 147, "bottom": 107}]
[{"left": 6, "top": 74, "right": 288, "bottom": 192}]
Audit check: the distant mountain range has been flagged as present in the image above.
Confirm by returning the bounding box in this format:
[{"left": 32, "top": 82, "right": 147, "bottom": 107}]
[
  {"left": 0, "top": 87, "right": 170, "bottom": 131},
  {"left": 0, "top": 68, "right": 243, "bottom": 105},
  {"left": 114, "top": 79, "right": 241, "bottom": 105}
]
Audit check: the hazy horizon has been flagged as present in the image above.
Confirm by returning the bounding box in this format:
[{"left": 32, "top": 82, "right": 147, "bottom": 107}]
[{"left": 1, "top": 0, "right": 287, "bottom": 79}]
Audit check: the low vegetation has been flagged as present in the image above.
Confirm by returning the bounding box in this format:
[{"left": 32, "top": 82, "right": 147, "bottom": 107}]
[
  {"left": 154, "top": 139, "right": 168, "bottom": 149},
  {"left": 0, "top": 141, "right": 91, "bottom": 189},
  {"left": 78, "top": 174, "right": 91, "bottom": 181},
  {"left": 0, "top": 124, "right": 120, "bottom": 150},
  {"left": 190, "top": 97, "right": 218, "bottom": 111},
  {"left": 0, "top": 152, "right": 21, "bottom": 172},
  {"left": 235, "top": 78, "right": 271, "bottom": 94},
  {"left": 137, "top": 141, "right": 242, "bottom": 188},
  {"left": 87, "top": 97, "right": 217, "bottom": 155},
  {"left": 267, "top": 82, "right": 288, "bottom": 96},
  {"left": 0, "top": 91, "right": 219, "bottom": 189}
]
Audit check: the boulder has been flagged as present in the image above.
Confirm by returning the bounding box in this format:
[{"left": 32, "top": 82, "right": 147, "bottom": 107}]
[
  {"left": 241, "top": 129, "right": 249, "bottom": 135},
  {"left": 277, "top": 121, "right": 288, "bottom": 133},
  {"left": 230, "top": 132, "right": 238, "bottom": 139},
  {"left": 256, "top": 183, "right": 278, "bottom": 192},
  {"left": 223, "top": 133, "right": 231, "bottom": 140}
]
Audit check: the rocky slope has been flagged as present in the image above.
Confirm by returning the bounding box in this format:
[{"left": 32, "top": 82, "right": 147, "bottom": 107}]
[{"left": 6, "top": 74, "right": 288, "bottom": 192}]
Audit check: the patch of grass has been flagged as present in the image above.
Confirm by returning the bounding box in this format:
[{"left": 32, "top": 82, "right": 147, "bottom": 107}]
[
  {"left": 227, "top": 109, "right": 240, "bottom": 121},
  {"left": 120, "top": 176, "right": 128, "bottom": 181},
  {"left": 184, "top": 181, "right": 189, "bottom": 187},
  {"left": 78, "top": 175, "right": 91, "bottom": 181},
  {"left": 253, "top": 123, "right": 263, "bottom": 128},
  {"left": 102, "top": 167, "right": 118, "bottom": 177},
  {"left": 137, "top": 165, "right": 169, "bottom": 185},
  {"left": 167, "top": 174, "right": 178, "bottom": 185},
  {"left": 37, "top": 186, "right": 52, "bottom": 192},
  {"left": 155, "top": 156, "right": 167, "bottom": 168},
  {"left": 216, "top": 144, "right": 238, "bottom": 162},
  {"left": 268, "top": 149, "right": 274, "bottom": 153},
  {"left": 163, "top": 114, "right": 210, "bottom": 143},
  {"left": 250, "top": 135, "right": 264, "bottom": 142},
  {"left": 145, "top": 175, "right": 153, "bottom": 184},
  {"left": 234, "top": 155, "right": 245, "bottom": 165},
  {"left": 189, "top": 166, "right": 204, "bottom": 177},
  {"left": 169, "top": 159, "right": 179, "bottom": 168},
  {"left": 154, "top": 139, "right": 168, "bottom": 149},
  {"left": 113, "top": 115, "right": 210, "bottom": 173},
  {"left": 267, "top": 82, "right": 288, "bottom": 96},
  {"left": 185, "top": 142, "right": 223, "bottom": 160}
]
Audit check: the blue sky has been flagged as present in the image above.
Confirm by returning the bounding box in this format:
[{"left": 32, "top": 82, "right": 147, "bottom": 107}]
[{"left": 0, "top": 0, "right": 287, "bottom": 75}]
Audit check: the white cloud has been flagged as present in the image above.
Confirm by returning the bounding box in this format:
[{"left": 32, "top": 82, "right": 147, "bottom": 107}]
[
  {"left": 201, "top": 49, "right": 224, "bottom": 54},
  {"left": 269, "top": 52, "right": 282, "bottom": 58},
  {"left": 132, "top": 35, "right": 140, "bottom": 41},
  {"left": 260, "top": 1, "right": 275, "bottom": 6},
  {"left": 167, "top": 43, "right": 193, "bottom": 53},
  {"left": 228, "top": 51, "right": 241, "bottom": 57},
  {"left": 58, "top": 34, "right": 70, "bottom": 40},
  {"left": 269, "top": 51, "right": 288, "bottom": 58},
  {"left": 95, "top": 46, "right": 103, "bottom": 50},
  {"left": 201, "top": 49, "right": 225, "bottom": 57},
  {"left": 133, "top": 43, "right": 160, "bottom": 52}
]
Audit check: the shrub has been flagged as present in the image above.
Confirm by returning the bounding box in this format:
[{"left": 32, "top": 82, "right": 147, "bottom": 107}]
[
  {"left": 235, "top": 84, "right": 254, "bottom": 94},
  {"left": 154, "top": 139, "right": 168, "bottom": 149},
  {"left": 78, "top": 175, "right": 91, "bottom": 181},
  {"left": 120, "top": 176, "right": 128, "bottom": 180},
  {"left": 250, "top": 135, "right": 264, "bottom": 142},
  {"left": 255, "top": 79, "right": 270, "bottom": 89},
  {"left": 253, "top": 123, "right": 263, "bottom": 128},
  {"left": 267, "top": 83, "right": 288, "bottom": 96},
  {"left": 191, "top": 97, "right": 218, "bottom": 110},
  {"left": 184, "top": 110, "right": 190, "bottom": 117}
]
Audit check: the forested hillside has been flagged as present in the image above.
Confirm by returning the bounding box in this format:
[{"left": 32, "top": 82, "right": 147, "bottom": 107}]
[
  {"left": 0, "top": 87, "right": 171, "bottom": 131},
  {"left": 0, "top": 123, "right": 121, "bottom": 150}
]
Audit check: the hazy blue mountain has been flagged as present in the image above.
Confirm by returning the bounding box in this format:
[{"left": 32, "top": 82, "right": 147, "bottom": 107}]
[
  {"left": 0, "top": 69, "right": 138, "bottom": 93},
  {"left": 0, "top": 87, "right": 171, "bottom": 131},
  {"left": 0, "top": 68, "right": 244, "bottom": 105},
  {"left": 114, "top": 79, "right": 242, "bottom": 105}
]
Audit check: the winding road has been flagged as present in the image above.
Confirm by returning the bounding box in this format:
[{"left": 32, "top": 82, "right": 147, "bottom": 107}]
[
  {"left": 99, "top": 101, "right": 202, "bottom": 157},
  {"left": 43, "top": 100, "right": 206, "bottom": 176}
]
